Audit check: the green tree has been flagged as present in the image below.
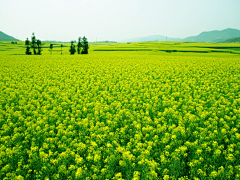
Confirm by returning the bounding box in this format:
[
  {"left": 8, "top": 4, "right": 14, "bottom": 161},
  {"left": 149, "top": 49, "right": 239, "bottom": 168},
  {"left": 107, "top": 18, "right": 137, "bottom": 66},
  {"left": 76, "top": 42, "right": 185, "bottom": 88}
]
[
  {"left": 77, "top": 37, "right": 82, "bottom": 54},
  {"left": 31, "top": 33, "right": 37, "bottom": 55},
  {"left": 36, "top": 40, "right": 42, "bottom": 55},
  {"left": 69, "top": 41, "right": 76, "bottom": 55},
  {"left": 81, "top": 36, "right": 89, "bottom": 54},
  {"left": 25, "top": 38, "right": 31, "bottom": 55},
  {"left": 49, "top": 44, "right": 53, "bottom": 55}
]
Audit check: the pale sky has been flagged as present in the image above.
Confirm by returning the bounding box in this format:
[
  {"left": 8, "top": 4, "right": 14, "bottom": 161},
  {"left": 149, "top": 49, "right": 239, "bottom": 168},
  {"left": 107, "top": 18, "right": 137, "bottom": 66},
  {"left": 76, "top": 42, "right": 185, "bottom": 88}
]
[{"left": 1, "top": 0, "right": 240, "bottom": 42}]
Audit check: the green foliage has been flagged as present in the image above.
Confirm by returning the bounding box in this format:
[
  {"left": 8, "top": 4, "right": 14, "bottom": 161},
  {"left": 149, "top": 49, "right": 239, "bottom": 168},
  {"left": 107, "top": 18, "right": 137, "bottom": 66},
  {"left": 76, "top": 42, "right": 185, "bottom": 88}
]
[
  {"left": 61, "top": 44, "right": 63, "bottom": 55},
  {"left": 81, "top": 36, "right": 89, "bottom": 54},
  {"left": 25, "top": 46, "right": 31, "bottom": 55},
  {"left": 31, "top": 33, "right": 37, "bottom": 55},
  {"left": 36, "top": 40, "right": 42, "bottom": 55},
  {"left": 77, "top": 37, "right": 82, "bottom": 54},
  {"left": 24, "top": 33, "right": 42, "bottom": 55},
  {"left": 25, "top": 38, "right": 30, "bottom": 46},
  {"left": 69, "top": 41, "right": 76, "bottom": 55},
  {"left": 25, "top": 38, "right": 31, "bottom": 55},
  {"left": 49, "top": 44, "right": 53, "bottom": 55}
]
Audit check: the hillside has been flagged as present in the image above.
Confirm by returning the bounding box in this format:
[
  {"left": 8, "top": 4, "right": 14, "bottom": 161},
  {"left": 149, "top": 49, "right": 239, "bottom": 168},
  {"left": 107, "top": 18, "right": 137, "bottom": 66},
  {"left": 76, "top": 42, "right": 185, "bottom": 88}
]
[
  {"left": 183, "top": 28, "right": 240, "bottom": 43},
  {"left": 118, "top": 28, "right": 240, "bottom": 43},
  {"left": 223, "top": 37, "right": 240, "bottom": 43},
  {"left": 0, "top": 31, "right": 19, "bottom": 41}
]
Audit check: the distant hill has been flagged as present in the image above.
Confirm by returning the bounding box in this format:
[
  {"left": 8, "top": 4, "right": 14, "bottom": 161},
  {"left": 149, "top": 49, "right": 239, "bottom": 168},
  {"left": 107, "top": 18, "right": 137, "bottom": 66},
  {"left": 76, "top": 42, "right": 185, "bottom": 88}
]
[
  {"left": 223, "top": 37, "right": 240, "bottom": 43},
  {"left": 118, "top": 35, "right": 182, "bottom": 42},
  {"left": 183, "top": 28, "right": 240, "bottom": 43},
  {"left": 0, "top": 31, "right": 19, "bottom": 41},
  {"left": 2, "top": 28, "right": 240, "bottom": 43},
  {"left": 118, "top": 28, "right": 240, "bottom": 43}
]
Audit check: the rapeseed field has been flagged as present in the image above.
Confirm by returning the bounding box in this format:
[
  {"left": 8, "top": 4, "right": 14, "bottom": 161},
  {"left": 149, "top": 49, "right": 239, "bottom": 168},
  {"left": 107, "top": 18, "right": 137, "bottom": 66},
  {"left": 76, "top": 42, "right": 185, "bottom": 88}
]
[{"left": 0, "top": 52, "right": 240, "bottom": 179}]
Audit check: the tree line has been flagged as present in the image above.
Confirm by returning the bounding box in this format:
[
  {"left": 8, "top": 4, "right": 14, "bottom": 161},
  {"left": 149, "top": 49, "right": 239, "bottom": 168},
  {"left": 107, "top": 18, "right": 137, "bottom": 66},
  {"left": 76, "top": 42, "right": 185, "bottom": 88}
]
[
  {"left": 68, "top": 36, "right": 89, "bottom": 55},
  {"left": 25, "top": 33, "right": 42, "bottom": 55},
  {"left": 25, "top": 33, "right": 89, "bottom": 55}
]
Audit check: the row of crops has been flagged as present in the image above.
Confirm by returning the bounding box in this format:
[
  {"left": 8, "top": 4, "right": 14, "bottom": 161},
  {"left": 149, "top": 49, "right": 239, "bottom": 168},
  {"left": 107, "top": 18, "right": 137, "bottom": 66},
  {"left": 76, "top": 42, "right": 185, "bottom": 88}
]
[
  {"left": 92, "top": 42, "right": 240, "bottom": 54},
  {"left": 0, "top": 54, "right": 240, "bottom": 179}
]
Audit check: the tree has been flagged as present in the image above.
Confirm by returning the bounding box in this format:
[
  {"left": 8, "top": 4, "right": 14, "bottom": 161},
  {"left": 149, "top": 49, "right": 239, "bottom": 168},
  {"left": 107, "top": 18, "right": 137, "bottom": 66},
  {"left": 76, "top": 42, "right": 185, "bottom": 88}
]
[
  {"left": 31, "top": 33, "right": 37, "bottom": 55},
  {"left": 49, "top": 44, "right": 53, "bottom": 55},
  {"left": 25, "top": 38, "right": 31, "bottom": 55},
  {"left": 25, "top": 33, "right": 42, "bottom": 55},
  {"left": 36, "top": 40, "right": 42, "bottom": 55},
  {"left": 81, "top": 36, "right": 89, "bottom": 54},
  {"left": 69, "top": 41, "right": 76, "bottom": 55},
  {"left": 77, "top": 37, "right": 82, "bottom": 54}
]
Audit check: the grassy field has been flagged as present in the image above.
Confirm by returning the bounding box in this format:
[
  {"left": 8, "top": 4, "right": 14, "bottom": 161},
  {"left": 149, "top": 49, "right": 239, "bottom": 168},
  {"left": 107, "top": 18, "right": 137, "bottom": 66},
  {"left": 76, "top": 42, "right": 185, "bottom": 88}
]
[
  {"left": 1, "top": 41, "right": 240, "bottom": 55},
  {"left": 0, "top": 42, "right": 240, "bottom": 179}
]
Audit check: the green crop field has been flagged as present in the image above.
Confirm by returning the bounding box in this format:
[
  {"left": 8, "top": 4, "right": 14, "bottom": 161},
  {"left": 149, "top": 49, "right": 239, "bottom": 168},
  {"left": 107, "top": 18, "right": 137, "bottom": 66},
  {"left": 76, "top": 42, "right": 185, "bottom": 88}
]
[
  {"left": 0, "top": 42, "right": 240, "bottom": 179},
  {"left": 1, "top": 41, "right": 240, "bottom": 55}
]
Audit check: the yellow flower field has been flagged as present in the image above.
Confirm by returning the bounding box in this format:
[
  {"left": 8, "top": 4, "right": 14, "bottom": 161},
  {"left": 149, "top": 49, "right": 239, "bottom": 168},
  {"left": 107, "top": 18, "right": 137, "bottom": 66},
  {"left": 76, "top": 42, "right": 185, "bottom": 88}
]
[{"left": 0, "top": 53, "right": 240, "bottom": 179}]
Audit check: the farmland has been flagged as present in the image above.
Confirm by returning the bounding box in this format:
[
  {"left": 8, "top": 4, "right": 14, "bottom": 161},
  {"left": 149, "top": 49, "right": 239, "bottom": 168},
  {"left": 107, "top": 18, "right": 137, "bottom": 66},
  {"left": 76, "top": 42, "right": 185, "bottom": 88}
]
[
  {"left": 1, "top": 40, "right": 240, "bottom": 55},
  {"left": 0, "top": 42, "right": 240, "bottom": 179}
]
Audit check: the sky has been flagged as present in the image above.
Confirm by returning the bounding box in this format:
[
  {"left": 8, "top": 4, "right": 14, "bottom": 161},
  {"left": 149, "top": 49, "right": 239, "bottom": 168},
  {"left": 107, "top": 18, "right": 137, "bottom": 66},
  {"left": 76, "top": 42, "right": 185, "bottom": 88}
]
[{"left": 1, "top": 0, "right": 240, "bottom": 42}]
